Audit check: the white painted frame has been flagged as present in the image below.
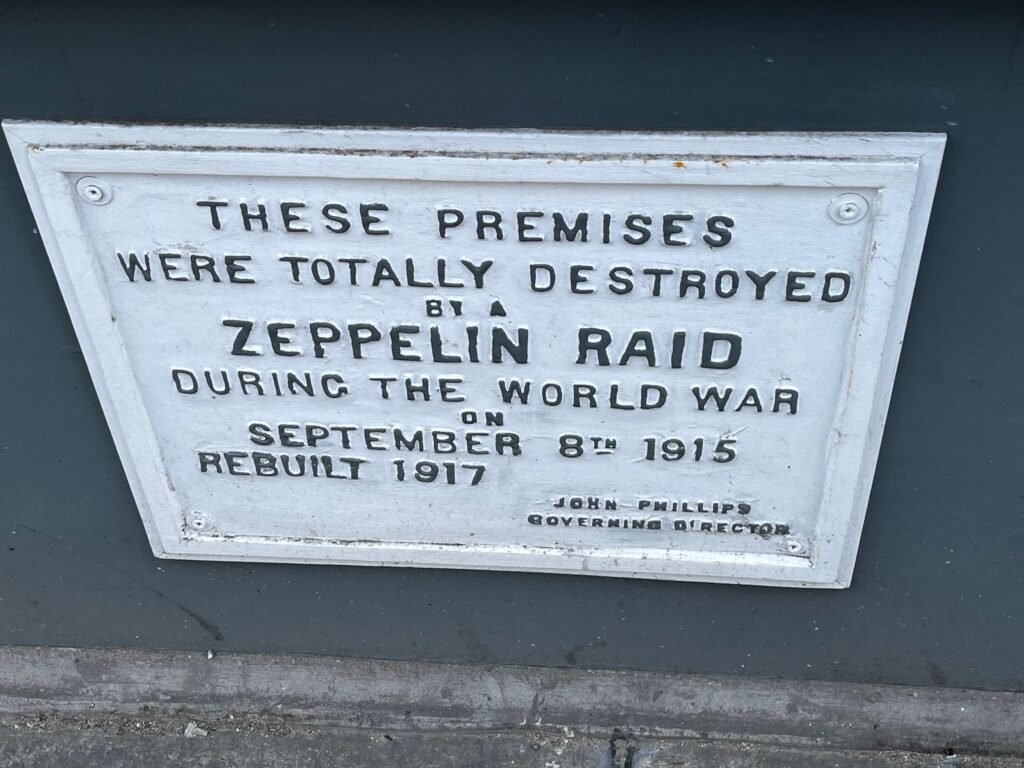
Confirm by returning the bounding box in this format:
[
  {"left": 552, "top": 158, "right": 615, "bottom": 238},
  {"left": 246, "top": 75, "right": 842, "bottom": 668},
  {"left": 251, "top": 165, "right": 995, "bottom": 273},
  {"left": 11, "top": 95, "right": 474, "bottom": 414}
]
[{"left": 2, "top": 121, "right": 944, "bottom": 587}]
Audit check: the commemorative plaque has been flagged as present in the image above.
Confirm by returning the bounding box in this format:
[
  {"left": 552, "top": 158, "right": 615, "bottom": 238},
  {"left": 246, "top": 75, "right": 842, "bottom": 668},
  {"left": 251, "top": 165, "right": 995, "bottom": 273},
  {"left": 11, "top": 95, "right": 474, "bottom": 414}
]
[{"left": 4, "top": 122, "right": 944, "bottom": 587}]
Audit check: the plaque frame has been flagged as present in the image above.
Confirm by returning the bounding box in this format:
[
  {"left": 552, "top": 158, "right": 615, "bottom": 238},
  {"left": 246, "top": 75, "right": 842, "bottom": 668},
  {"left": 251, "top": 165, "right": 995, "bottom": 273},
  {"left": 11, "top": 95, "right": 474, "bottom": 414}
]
[{"left": 3, "top": 122, "right": 944, "bottom": 587}]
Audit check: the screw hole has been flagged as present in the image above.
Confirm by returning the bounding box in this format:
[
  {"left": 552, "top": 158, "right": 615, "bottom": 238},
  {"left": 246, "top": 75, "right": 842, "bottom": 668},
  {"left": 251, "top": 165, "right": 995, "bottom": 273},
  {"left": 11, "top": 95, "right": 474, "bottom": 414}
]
[
  {"left": 828, "top": 193, "right": 869, "bottom": 224},
  {"left": 188, "top": 514, "right": 209, "bottom": 531},
  {"left": 76, "top": 177, "right": 112, "bottom": 205}
]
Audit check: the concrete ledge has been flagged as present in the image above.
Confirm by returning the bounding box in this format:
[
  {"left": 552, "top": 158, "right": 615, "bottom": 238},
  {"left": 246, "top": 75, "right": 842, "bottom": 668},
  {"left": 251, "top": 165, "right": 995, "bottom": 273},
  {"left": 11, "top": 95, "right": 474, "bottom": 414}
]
[
  {"left": 3, "top": 723, "right": 1023, "bottom": 768},
  {"left": 1, "top": 646, "right": 1021, "bottom": 757}
]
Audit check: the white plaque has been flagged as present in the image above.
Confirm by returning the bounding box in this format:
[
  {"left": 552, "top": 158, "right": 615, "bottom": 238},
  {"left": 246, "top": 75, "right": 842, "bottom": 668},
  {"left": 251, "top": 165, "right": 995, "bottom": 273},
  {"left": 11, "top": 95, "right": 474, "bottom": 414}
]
[{"left": 4, "top": 122, "right": 944, "bottom": 587}]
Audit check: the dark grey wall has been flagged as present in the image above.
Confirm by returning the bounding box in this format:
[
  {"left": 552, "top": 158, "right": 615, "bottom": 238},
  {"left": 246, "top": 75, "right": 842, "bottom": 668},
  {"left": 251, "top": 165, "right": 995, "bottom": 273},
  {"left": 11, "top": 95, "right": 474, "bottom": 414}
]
[{"left": 1, "top": 0, "right": 1022, "bottom": 691}]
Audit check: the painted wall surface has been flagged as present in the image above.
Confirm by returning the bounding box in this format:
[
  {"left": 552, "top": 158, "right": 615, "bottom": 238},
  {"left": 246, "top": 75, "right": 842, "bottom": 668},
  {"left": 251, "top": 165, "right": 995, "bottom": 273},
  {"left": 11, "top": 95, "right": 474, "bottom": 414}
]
[{"left": 0, "top": 0, "right": 1021, "bottom": 690}]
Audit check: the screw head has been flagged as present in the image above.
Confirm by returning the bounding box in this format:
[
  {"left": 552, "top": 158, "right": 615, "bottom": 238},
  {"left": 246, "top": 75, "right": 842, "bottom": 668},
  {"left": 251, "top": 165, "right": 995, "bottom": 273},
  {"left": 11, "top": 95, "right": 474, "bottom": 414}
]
[
  {"left": 828, "top": 193, "right": 869, "bottom": 224},
  {"left": 785, "top": 537, "right": 808, "bottom": 556},
  {"left": 186, "top": 512, "right": 212, "bottom": 532},
  {"left": 76, "top": 177, "right": 112, "bottom": 205}
]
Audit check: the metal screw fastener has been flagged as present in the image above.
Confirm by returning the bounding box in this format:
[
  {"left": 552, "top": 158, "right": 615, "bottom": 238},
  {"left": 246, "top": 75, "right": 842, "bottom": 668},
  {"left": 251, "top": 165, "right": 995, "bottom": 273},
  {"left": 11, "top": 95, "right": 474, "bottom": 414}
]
[
  {"left": 76, "top": 177, "right": 112, "bottom": 205},
  {"left": 186, "top": 512, "right": 212, "bottom": 532},
  {"left": 828, "top": 193, "right": 869, "bottom": 224},
  {"left": 785, "top": 537, "right": 808, "bottom": 556}
]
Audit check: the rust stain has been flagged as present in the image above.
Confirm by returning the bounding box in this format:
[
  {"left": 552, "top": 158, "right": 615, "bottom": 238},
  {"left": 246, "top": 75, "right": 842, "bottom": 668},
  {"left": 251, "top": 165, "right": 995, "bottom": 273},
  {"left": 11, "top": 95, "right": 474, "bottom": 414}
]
[{"left": 673, "top": 161, "right": 686, "bottom": 168}]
